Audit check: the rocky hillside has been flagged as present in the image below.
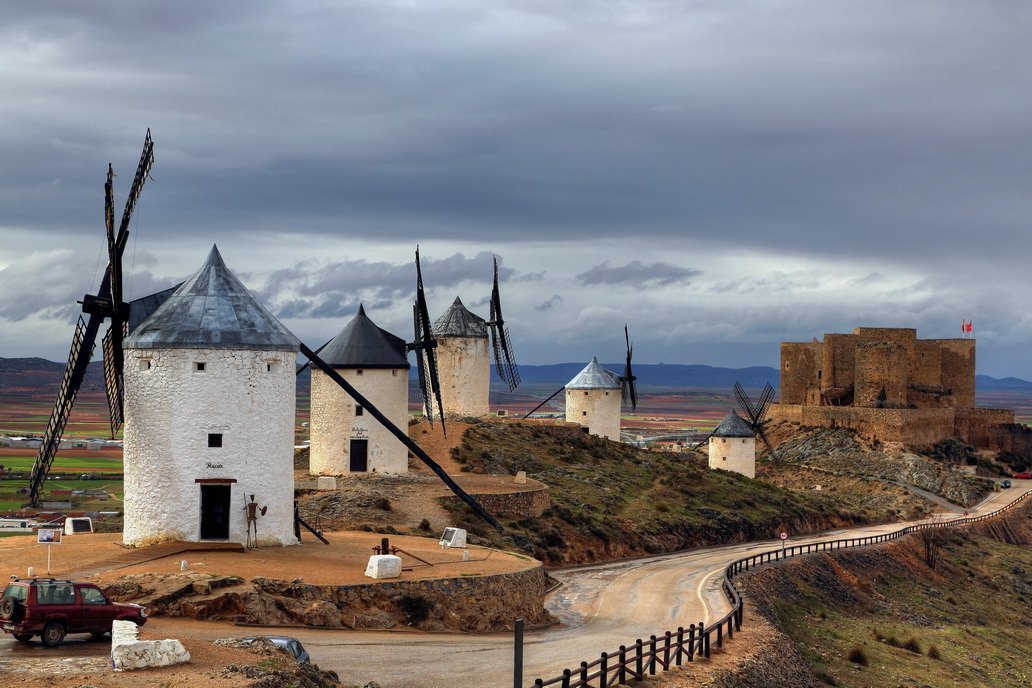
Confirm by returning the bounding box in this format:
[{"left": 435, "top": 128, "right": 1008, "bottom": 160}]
[
  {"left": 442, "top": 422, "right": 934, "bottom": 566},
  {"left": 770, "top": 425, "right": 996, "bottom": 507},
  {"left": 723, "top": 500, "right": 1032, "bottom": 688}
]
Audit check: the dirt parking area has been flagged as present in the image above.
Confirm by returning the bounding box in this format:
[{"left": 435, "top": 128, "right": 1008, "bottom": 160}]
[{"left": 0, "top": 530, "right": 535, "bottom": 585}]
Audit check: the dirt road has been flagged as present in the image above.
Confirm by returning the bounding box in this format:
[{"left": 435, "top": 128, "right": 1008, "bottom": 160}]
[{"left": 3, "top": 483, "right": 1027, "bottom": 687}]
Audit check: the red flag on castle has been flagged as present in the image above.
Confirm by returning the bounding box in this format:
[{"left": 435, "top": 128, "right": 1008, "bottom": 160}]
[{"left": 961, "top": 319, "right": 973, "bottom": 337}]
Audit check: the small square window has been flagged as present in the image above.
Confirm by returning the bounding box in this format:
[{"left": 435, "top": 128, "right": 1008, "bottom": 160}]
[
  {"left": 208, "top": 433, "right": 223, "bottom": 448},
  {"left": 194, "top": 362, "right": 206, "bottom": 372},
  {"left": 139, "top": 359, "right": 152, "bottom": 371},
  {"left": 582, "top": 411, "right": 587, "bottom": 417},
  {"left": 355, "top": 405, "right": 364, "bottom": 416},
  {"left": 267, "top": 363, "right": 273, "bottom": 372},
  {"left": 357, "top": 369, "right": 364, "bottom": 376},
  {"left": 584, "top": 391, "right": 588, "bottom": 396},
  {"left": 392, "top": 369, "right": 397, "bottom": 376}
]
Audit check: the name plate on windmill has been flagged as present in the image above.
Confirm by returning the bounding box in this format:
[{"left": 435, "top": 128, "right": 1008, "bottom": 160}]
[
  {"left": 351, "top": 427, "right": 369, "bottom": 439},
  {"left": 205, "top": 462, "right": 224, "bottom": 469}
]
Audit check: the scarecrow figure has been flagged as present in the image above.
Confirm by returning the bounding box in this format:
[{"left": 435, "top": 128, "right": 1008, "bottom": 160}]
[{"left": 245, "top": 494, "right": 268, "bottom": 549}]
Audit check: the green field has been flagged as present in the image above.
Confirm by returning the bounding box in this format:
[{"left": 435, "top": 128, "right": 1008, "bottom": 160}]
[
  {"left": 0, "top": 479, "right": 124, "bottom": 511},
  {"left": 0, "top": 455, "right": 123, "bottom": 472}
]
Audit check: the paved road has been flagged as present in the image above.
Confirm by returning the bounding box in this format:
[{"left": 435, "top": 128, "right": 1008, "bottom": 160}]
[{"left": 3, "top": 482, "right": 1028, "bottom": 687}]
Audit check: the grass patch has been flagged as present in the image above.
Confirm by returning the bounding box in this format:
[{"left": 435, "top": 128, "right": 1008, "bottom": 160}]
[{"left": 441, "top": 423, "right": 885, "bottom": 565}]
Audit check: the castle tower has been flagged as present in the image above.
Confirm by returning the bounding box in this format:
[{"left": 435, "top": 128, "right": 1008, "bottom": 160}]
[
  {"left": 122, "top": 246, "right": 299, "bottom": 547},
  {"left": 565, "top": 357, "right": 622, "bottom": 440},
  {"left": 431, "top": 296, "right": 490, "bottom": 418},
  {"left": 310, "top": 305, "right": 411, "bottom": 475},
  {"left": 708, "top": 411, "right": 756, "bottom": 478}
]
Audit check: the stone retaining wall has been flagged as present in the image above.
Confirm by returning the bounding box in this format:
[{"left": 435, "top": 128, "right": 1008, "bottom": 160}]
[
  {"left": 440, "top": 486, "right": 550, "bottom": 519},
  {"left": 104, "top": 562, "right": 551, "bottom": 633}
]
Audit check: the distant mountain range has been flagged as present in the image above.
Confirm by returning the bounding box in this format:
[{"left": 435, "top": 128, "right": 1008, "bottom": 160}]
[{"left": 3, "top": 356, "right": 1031, "bottom": 394}]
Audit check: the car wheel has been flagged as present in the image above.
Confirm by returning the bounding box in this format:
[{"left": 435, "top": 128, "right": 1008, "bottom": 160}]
[
  {"left": 41, "top": 621, "right": 66, "bottom": 647},
  {"left": 13, "top": 633, "right": 33, "bottom": 643}
]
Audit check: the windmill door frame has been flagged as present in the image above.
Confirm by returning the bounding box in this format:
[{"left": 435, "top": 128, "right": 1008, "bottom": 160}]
[
  {"left": 199, "top": 483, "right": 232, "bottom": 540},
  {"left": 349, "top": 439, "right": 369, "bottom": 472}
]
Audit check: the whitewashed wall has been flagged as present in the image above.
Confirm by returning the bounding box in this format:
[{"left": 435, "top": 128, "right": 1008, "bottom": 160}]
[
  {"left": 708, "top": 436, "right": 756, "bottom": 478},
  {"left": 310, "top": 367, "right": 409, "bottom": 475},
  {"left": 122, "top": 347, "right": 298, "bottom": 547},
  {"left": 565, "top": 388, "right": 622, "bottom": 440},
  {"left": 435, "top": 337, "right": 490, "bottom": 418}
]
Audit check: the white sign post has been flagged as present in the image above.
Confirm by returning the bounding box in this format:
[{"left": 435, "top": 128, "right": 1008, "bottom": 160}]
[
  {"left": 37, "top": 528, "right": 62, "bottom": 575},
  {"left": 780, "top": 531, "right": 788, "bottom": 553}
]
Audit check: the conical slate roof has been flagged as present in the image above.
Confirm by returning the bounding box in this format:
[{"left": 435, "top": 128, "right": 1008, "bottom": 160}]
[
  {"left": 431, "top": 296, "right": 488, "bottom": 338},
  {"left": 125, "top": 245, "right": 299, "bottom": 351},
  {"left": 712, "top": 411, "right": 756, "bottom": 438},
  {"left": 320, "top": 305, "right": 410, "bottom": 369},
  {"left": 566, "top": 357, "right": 621, "bottom": 390}
]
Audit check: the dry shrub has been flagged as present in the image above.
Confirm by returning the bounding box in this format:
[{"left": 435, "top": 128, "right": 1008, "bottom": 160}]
[{"left": 847, "top": 646, "right": 868, "bottom": 666}]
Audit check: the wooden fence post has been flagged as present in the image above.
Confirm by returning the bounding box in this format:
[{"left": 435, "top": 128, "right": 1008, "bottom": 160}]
[
  {"left": 676, "top": 627, "right": 684, "bottom": 665},
  {"left": 600, "top": 652, "right": 608, "bottom": 688},
  {"left": 664, "top": 630, "right": 672, "bottom": 669},
  {"left": 635, "top": 638, "right": 644, "bottom": 678},
  {"left": 704, "top": 629, "right": 711, "bottom": 658},
  {"left": 649, "top": 635, "right": 657, "bottom": 674},
  {"left": 561, "top": 668, "right": 570, "bottom": 688},
  {"left": 717, "top": 622, "right": 723, "bottom": 648},
  {"left": 618, "top": 645, "right": 627, "bottom": 684},
  {"left": 687, "top": 625, "right": 696, "bottom": 661},
  {"left": 579, "top": 661, "right": 588, "bottom": 686}
]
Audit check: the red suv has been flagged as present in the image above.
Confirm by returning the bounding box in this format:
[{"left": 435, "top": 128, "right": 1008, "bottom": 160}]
[{"left": 1, "top": 578, "right": 147, "bottom": 647}]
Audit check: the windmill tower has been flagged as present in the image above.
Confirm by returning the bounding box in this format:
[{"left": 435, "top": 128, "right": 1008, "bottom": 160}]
[
  {"left": 428, "top": 256, "right": 520, "bottom": 418},
  {"left": 708, "top": 411, "right": 756, "bottom": 478},
  {"left": 310, "top": 305, "right": 411, "bottom": 476},
  {"left": 122, "top": 245, "right": 300, "bottom": 547},
  {"left": 563, "top": 326, "right": 638, "bottom": 441}
]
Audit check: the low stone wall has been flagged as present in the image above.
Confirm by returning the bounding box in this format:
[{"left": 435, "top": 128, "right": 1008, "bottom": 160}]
[
  {"left": 769, "top": 404, "right": 955, "bottom": 445},
  {"left": 111, "top": 619, "right": 190, "bottom": 671},
  {"left": 769, "top": 403, "right": 1018, "bottom": 449},
  {"left": 104, "top": 563, "right": 551, "bottom": 633},
  {"left": 440, "top": 486, "right": 550, "bottom": 519}
]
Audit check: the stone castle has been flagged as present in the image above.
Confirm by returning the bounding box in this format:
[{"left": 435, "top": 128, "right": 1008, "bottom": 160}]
[{"left": 768, "top": 327, "right": 1017, "bottom": 448}]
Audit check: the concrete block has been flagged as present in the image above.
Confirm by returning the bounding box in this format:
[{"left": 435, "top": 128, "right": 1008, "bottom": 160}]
[
  {"left": 316, "top": 476, "right": 338, "bottom": 491},
  {"left": 111, "top": 619, "right": 191, "bottom": 671},
  {"left": 514, "top": 471, "right": 527, "bottom": 484},
  {"left": 364, "top": 554, "right": 403, "bottom": 579}
]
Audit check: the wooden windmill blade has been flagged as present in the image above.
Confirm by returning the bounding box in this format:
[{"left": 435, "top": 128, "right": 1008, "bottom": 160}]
[
  {"left": 28, "top": 130, "right": 154, "bottom": 506},
  {"left": 406, "top": 247, "right": 446, "bottom": 431},
  {"left": 621, "top": 324, "right": 638, "bottom": 410},
  {"left": 755, "top": 383, "right": 776, "bottom": 422},
  {"left": 488, "top": 256, "right": 520, "bottom": 391},
  {"left": 522, "top": 384, "right": 566, "bottom": 419},
  {"left": 732, "top": 381, "right": 757, "bottom": 424},
  {"left": 413, "top": 303, "right": 435, "bottom": 423},
  {"left": 300, "top": 342, "right": 502, "bottom": 532}
]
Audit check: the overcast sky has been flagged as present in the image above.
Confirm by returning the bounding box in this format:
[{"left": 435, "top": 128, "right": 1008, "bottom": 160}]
[{"left": 2, "top": 1, "right": 1031, "bottom": 377}]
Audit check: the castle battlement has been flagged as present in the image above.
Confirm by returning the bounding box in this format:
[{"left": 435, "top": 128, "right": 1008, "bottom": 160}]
[{"left": 770, "top": 327, "right": 1015, "bottom": 448}]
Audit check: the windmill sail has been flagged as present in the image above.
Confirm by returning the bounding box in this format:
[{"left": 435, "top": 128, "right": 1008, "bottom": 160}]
[
  {"left": 27, "top": 130, "right": 154, "bottom": 507},
  {"left": 487, "top": 256, "right": 520, "bottom": 391},
  {"left": 406, "top": 247, "right": 445, "bottom": 430},
  {"left": 620, "top": 324, "right": 638, "bottom": 410}
]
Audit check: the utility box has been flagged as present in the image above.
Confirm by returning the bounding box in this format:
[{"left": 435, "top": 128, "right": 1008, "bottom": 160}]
[{"left": 439, "top": 527, "right": 467, "bottom": 548}]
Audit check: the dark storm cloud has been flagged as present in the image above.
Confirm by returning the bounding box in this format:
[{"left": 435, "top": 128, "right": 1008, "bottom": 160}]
[
  {"left": 4, "top": 2, "right": 1032, "bottom": 375},
  {"left": 3, "top": 1, "right": 1031, "bottom": 268},
  {"left": 535, "top": 295, "right": 563, "bottom": 312},
  {"left": 256, "top": 251, "right": 524, "bottom": 319},
  {"left": 576, "top": 261, "right": 701, "bottom": 287}
]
